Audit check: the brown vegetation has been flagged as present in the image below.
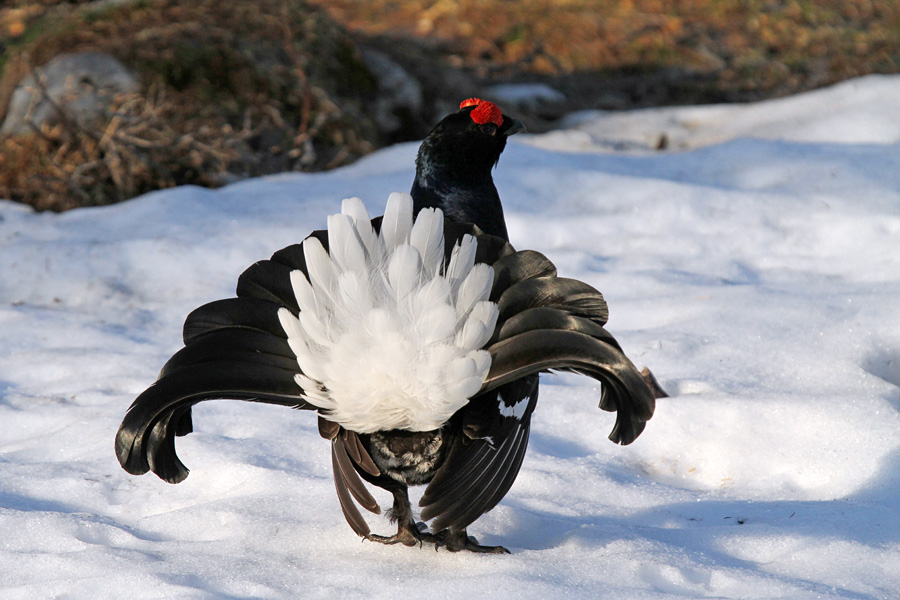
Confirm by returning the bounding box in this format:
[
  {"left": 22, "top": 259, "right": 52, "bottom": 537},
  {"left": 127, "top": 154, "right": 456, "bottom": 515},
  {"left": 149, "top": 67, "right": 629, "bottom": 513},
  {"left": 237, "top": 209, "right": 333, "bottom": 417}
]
[
  {"left": 0, "top": 0, "right": 378, "bottom": 211},
  {"left": 313, "top": 0, "right": 900, "bottom": 100}
]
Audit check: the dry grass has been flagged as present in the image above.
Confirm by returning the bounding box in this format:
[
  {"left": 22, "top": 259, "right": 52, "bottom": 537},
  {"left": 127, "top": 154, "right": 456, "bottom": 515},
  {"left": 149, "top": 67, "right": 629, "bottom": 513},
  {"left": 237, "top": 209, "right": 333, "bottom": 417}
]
[
  {"left": 0, "top": 0, "right": 379, "bottom": 211},
  {"left": 0, "top": 86, "right": 236, "bottom": 211}
]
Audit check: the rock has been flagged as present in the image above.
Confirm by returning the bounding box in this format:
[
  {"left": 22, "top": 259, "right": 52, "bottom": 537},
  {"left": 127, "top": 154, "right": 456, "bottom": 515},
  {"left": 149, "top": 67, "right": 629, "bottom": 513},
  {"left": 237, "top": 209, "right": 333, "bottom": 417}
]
[
  {"left": 1, "top": 52, "right": 139, "bottom": 136},
  {"left": 359, "top": 48, "right": 423, "bottom": 136},
  {"left": 482, "top": 83, "right": 567, "bottom": 114}
]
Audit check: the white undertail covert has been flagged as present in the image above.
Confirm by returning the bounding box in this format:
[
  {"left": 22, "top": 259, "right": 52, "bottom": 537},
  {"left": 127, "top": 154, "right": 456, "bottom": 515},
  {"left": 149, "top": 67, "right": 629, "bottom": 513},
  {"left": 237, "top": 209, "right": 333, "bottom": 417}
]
[{"left": 277, "top": 193, "right": 499, "bottom": 433}]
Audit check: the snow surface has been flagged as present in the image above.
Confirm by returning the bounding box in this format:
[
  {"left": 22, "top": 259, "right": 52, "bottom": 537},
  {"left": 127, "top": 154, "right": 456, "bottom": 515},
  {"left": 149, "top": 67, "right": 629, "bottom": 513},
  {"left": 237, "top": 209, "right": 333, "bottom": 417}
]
[
  {"left": 2, "top": 75, "right": 900, "bottom": 599},
  {"left": 541, "top": 74, "right": 900, "bottom": 152}
]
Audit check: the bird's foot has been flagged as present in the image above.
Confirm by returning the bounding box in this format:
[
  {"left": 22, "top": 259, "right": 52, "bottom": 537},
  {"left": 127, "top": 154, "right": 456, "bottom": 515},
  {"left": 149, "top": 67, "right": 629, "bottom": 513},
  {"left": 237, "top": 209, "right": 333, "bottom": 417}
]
[
  {"left": 433, "top": 529, "right": 510, "bottom": 554},
  {"left": 365, "top": 521, "right": 437, "bottom": 548}
]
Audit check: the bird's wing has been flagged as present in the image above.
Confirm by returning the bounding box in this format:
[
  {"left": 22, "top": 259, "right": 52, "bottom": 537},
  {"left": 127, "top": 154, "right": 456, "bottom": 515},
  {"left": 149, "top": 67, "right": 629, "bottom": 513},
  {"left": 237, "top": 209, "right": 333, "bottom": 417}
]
[
  {"left": 419, "top": 377, "right": 538, "bottom": 533},
  {"left": 420, "top": 248, "right": 657, "bottom": 532},
  {"left": 417, "top": 230, "right": 544, "bottom": 532}
]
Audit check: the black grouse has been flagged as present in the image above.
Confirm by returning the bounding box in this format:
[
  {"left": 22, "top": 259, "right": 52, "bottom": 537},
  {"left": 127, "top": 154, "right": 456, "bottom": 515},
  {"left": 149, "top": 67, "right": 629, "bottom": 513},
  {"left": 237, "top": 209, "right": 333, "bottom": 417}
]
[{"left": 115, "top": 98, "right": 662, "bottom": 554}]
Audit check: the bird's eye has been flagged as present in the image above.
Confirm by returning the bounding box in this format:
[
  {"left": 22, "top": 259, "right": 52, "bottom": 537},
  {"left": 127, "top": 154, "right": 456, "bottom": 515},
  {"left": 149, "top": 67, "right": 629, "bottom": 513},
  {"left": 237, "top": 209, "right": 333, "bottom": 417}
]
[{"left": 479, "top": 123, "right": 498, "bottom": 136}]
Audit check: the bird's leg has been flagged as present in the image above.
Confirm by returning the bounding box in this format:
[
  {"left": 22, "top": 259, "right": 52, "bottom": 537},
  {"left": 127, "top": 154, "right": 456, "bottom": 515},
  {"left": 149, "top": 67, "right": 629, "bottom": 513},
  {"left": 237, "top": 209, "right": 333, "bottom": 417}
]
[
  {"left": 365, "top": 486, "right": 437, "bottom": 547},
  {"left": 434, "top": 527, "right": 510, "bottom": 554}
]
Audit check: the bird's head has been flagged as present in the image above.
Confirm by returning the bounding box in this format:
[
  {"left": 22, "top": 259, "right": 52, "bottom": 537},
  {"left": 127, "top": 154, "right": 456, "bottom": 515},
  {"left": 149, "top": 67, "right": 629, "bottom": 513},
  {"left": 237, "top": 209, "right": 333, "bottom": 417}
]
[{"left": 415, "top": 98, "right": 525, "bottom": 183}]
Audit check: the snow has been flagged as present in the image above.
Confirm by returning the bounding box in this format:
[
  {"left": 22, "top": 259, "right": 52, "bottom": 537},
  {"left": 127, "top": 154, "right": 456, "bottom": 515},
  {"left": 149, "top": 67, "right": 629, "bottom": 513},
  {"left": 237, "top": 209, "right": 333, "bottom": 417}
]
[
  {"left": 2, "top": 75, "right": 900, "bottom": 599},
  {"left": 542, "top": 74, "right": 900, "bottom": 152}
]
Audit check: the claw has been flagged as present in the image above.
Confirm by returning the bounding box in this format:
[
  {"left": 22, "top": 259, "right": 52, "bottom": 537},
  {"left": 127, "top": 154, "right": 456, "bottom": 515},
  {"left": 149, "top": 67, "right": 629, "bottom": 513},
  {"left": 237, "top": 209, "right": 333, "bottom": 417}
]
[
  {"left": 433, "top": 529, "right": 510, "bottom": 554},
  {"left": 365, "top": 520, "right": 438, "bottom": 548},
  {"left": 364, "top": 523, "right": 508, "bottom": 553}
]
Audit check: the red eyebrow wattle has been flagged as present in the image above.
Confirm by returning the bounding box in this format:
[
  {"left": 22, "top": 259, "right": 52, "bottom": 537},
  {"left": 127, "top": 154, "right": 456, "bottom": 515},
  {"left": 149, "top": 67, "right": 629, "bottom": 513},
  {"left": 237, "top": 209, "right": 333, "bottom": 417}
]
[{"left": 459, "top": 98, "right": 503, "bottom": 127}]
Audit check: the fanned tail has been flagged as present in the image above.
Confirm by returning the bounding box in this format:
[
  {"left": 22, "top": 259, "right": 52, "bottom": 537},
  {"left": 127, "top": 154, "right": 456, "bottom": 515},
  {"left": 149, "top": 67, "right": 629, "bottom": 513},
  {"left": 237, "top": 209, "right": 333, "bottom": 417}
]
[
  {"left": 117, "top": 194, "right": 662, "bottom": 545},
  {"left": 115, "top": 298, "right": 316, "bottom": 483}
]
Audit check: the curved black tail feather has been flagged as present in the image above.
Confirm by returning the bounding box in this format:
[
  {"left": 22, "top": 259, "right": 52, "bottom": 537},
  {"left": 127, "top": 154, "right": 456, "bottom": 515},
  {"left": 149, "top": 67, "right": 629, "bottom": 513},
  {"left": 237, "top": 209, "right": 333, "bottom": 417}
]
[
  {"left": 115, "top": 357, "right": 313, "bottom": 483},
  {"left": 483, "top": 328, "right": 655, "bottom": 445}
]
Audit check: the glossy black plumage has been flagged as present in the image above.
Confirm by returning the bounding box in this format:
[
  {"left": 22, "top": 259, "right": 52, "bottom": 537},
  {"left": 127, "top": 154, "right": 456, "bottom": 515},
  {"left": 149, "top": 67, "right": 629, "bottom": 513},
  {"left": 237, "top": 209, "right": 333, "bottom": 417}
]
[
  {"left": 411, "top": 105, "right": 523, "bottom": 240},
  {"left": 115, "top": 99, "right": 662, "bottom": 553}
]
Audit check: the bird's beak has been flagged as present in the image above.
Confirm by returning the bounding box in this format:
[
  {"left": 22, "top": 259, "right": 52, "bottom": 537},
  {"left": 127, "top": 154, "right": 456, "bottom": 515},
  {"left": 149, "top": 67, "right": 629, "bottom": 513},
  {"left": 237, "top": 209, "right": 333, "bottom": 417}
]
[{"left": 504, "top": 119, "right": 526, "bottom": 136}]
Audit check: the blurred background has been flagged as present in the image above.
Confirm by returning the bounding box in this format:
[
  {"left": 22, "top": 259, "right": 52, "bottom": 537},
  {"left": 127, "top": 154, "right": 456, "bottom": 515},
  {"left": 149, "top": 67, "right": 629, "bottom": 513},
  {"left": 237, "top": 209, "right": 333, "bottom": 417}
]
[{"left": 1, "top": 0, "right": 898, "bottom": 211}]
